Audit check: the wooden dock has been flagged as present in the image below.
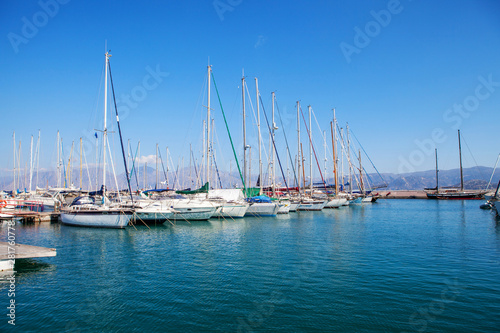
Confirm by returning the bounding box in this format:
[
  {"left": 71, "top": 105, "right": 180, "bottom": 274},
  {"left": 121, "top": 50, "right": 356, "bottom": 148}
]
[
  {"left": 0, "top": 211, "right": 60, "bottom": 223},
  {"left": 0, "top": 241, "right": 57, "bottom": 272}
]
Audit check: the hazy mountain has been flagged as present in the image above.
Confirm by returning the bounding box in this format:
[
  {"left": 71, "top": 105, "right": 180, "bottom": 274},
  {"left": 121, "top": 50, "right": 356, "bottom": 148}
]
[{"left": 1, "top": 166, "right": 498, "bottom": 192}]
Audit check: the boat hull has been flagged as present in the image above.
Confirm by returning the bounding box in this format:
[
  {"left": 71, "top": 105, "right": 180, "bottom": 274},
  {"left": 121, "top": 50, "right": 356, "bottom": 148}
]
[
  {"left": 427, "top": 192, "right": 484, "bottom": 200},
  {"left": 325, "top": 198, "right": 347, "bottom": 208},
  {"left": 60, "top": 209, "right": 133, "bottom": 228},
  {"left": 297, "top": 200, "right": 327, "bottom": 211},
  {"left": 214, "top": 204, "right": 249, "bottom": 218},
  {"left": 245, "top": 203, "right": 279, "bottom": 217}
]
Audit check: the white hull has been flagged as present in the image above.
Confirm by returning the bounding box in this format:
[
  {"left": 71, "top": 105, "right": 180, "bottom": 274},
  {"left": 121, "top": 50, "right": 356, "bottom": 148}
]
[
  {"left": 214, "top": 203, "right": 249, "bottom": 218},
  {"left": 325, "top": 198, "right": 348, "bottom": 208},
  {"left": 297, "top": 200, "right": 327, "bottom": 211},
  {"left": 60, "top": 209, "right": 132, "bottom": 228},
  {"left": 245, "top": 202, "right": 279, "bottom": 217},
  {"left": 170, "top": 206, "right": 217, "bottom": 221},
  {"left": 288, "top": 202, "right": 300, "bottom": 212},
  {"left": 277, "top": 202, "right": 291, "bottom": 214}
]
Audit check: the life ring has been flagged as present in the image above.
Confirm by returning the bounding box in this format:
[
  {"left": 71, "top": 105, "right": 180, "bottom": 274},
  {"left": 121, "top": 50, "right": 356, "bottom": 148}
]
[{"left": 0, "top": 200, "right": 7, "bottom": 208}]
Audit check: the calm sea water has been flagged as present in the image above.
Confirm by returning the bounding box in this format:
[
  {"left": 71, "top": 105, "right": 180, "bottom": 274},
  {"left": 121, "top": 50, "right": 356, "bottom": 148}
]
[{"left": 1, "top": 199, "right": 500, "bottom": 332}]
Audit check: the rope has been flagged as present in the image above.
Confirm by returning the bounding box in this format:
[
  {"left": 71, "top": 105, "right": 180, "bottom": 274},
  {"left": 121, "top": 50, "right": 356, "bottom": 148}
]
[
  {"left": 211, "top": 71, "right": 246, "bottom": 192},
  {"left": 108, "top": 59, "right": 134, "bottom": 203}
]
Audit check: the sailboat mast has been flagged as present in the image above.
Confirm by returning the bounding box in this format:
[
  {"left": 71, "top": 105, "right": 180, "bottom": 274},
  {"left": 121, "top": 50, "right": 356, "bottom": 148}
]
[
  {"left": 57, "top": 131, "right": 60, "bottom": 188},
  {"left": 359, "top": 150, "right": 364, "bottom": 194},
  {"left": 206, "top": 65, "right": 211, "bottom": 187},
  {"left": 435, "top": 148, "right": 439, "bottom": 191},
  {"left": 308, "top": 105, "right": 313, "bottom": 195},
  {"left": 13, "top": 132, "right": 16, "bottom": 193},
  {"left": 102, "top": 51, "right": 110, "bottom": 194},
  {"left": 333, "top": 109, "right": 339, "bottom": 195},
  {"left": 296, "top": 101, "right": 301, "bottom": 195},
  {"left": 29, "top": 135, "right": 33, "bottom": 192},
  {"left": 156, "top": 143, "right": 159, "bottom": 189},
  {"left": 80, "top": 138, "right": 83, "bottom": 189},
  {"left": 36, "top": 130, "right": 40, "bottom": 190},
  {"left": 255, "top": 78, "right": 262, "bottom": 195},
  {"left": 346, "top": 123, "right": 352, "bottom": 195},
  {"left": 166, "top": 146, "right": 169, "bottom": 189},
  {"left": 271, "top": 91, "right": 276, "bottom": 197},
  {"left": 242, "top": 75, "right": 247, "bottom": 190},
  {"left": 458, "top": 129, "right": 464, "bottom": 191}
]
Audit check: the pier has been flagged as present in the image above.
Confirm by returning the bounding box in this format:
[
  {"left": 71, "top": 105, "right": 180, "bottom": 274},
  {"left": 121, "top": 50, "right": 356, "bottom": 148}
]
[{"left": 0, "top": 241, "right": 57, "bottom": 272}]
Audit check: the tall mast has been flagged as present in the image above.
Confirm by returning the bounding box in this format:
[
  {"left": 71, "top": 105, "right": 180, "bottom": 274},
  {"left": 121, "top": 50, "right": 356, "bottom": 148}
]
[
  {"left": 255, "top": 78, "right": 262, "bottom": 195},
  {"left": 435, "top": 148, "right": 439, "bottom": 192},
  {"left": 56, "top": 131, "right": 60, "bottom": 188},
  {"left": 340, "top": 127, "right": 345, "bottom": 190},
  {"left": 359, "top": 149, "right": 364, "bottom": 194},
  {"left": 271, "top": 91, "right": 276, "bottom": 196},
  {"left": 296, "top": 101, "right": 301, "bottom": 195},
  {"left": 458, "top": 129, "right": 464, "bottom": 191},
  {"left": 102, "top": 51, "right": 110, "bottom": 195},
  {"left": 13, "top": 132, "right": 16, "bottom": 194},
  {"left": 206, "top": 65, "right": 211, "bottom": 187},
  {"left": 346, "top": 123, "right": 352, "bottom": 195},
  {"left": 308, "top": 105, "right": 313, "bottom": 195},
  {"left": 332, "top": 108, "right": 339, "bottom": 196},
  {"left": 29, "top": 135, "right": 33, "bottom": 192},
  {"left": 36, "top": 130, "right": 40, "bottom": 189},
  {"left": 242, "top": 74, "right": 247, "bottom": 190},
  {"left": 166, "top": 146, "right": 169, "bottom": 189},
  {"left": 323, "top": 130, "right": 327, "bottom": 184},
  {"left": 95, "top": 132, "right": 98, "bottom": 191},
  {"left": 80, "top": 137, "right": 83, "bottom": 189},
  {"left": 156, "top": 143, "right": 159, "bottom": 189}
]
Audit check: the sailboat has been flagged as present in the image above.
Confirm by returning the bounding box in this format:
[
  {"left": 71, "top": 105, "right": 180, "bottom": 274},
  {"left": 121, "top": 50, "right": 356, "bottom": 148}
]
[
  {"left": 60, "top": 51, "right": 134, "bottom": 228},
  {"left": 242, "top": 77, "right": 279, "bottom": 217},
  {"left": 426, "top": 130, "right": 485, "bottom": 200},
  {"left": 325, "top": 109, "right": 348, "bottom": 208}
]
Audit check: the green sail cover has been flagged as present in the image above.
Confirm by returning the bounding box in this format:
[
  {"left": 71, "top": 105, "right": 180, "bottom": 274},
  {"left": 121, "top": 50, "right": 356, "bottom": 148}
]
[
  {"left": 244, "top": 187, "right": 260, "bottom": 198},
  {"left": 176, "top": 182, "right": 209, "bottom": 195}
]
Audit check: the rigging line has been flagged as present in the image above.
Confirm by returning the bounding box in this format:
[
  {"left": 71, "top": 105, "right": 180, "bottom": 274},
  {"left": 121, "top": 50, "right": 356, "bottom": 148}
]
[
  {"left": 211, "top": 71, "right": 246, "bottom": 191},
  {"left": 190, "top": 148, "right": 199, "bottom": 188},
  {"left": 349, "top": 129, "right": 387, "bottom": 186},
  {"left": 260, "top": 94, "right": 290, "bottom": 194},
  {"left": 108, "top": 58, "right": 134, "bottom": 203},
  {"left": 258, "top": 94, "right": 291, "bottom": 196},
  {"left": 460, "top": 132, "right": 486, "bottom": 181},
  {"left": 130, "top": 142, "right": 140, "bottom": 189},
  {"left": 82, "top": 142, "right": 92, "bottom": 191},
  {"left": 244, "top": 83, "right": 269, "bottom": 161},
  {"left": 106, "top": 135, "right": 121, "bottom": 199},
  {"left": 157, "top": 148, "right": 168, "bottom": 187},
  {"left": 299, "top": 106, "right": 329, "bottom": 193},
  {"left": 486, "top": 153, "right": 500, "bottom": 190},
  {"left": 274, "top": 99, "right": 299, "bottom": 189},
  {"left": 211, "top": 145, "right": 223, "bottom": 189}
]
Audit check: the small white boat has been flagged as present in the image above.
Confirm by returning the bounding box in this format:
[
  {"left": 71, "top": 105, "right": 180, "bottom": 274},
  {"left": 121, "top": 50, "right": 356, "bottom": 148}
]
[
  {"left": 245, "top": 202, "right": 279, "bottom": 217},
  {"left": 277, "top": 201, "right": 291, "bottom": 214},
  {"left": 209, "top": 189, "right": 249, "bottom": 218},
  {"left": 60, "top": 196, "right": 133, "bottom": 229},
  {"left": 325, "top": 197, "right": 348, "bottom": 208},
  {"left": 160, "top": 196, "right": 218, "bottom": 221},
  {"left": 297, "top": 198, "right": 327, "bottom": 211}
]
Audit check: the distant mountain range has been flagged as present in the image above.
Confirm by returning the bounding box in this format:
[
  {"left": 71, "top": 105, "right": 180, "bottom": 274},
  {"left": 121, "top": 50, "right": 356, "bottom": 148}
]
[{"left": 1, "top": 166, "right": 498, "bottom": 192}]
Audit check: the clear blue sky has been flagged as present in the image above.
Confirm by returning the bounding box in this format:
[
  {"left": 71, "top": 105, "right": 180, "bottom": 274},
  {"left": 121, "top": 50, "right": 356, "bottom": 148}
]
[{"left": 1, "top": 0, "right": 500, "bottom": 183}]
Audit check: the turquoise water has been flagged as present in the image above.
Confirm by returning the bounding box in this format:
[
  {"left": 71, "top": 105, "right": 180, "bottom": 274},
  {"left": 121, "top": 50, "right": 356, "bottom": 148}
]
[{"left": 1, "top": 199, "right": 500, "bottom": 332}]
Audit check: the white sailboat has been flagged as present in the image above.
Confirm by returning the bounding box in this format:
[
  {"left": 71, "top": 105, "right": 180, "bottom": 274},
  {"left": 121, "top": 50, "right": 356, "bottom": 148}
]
[{"left": 60, "top": 51, "right": 133, "bottom": 228}]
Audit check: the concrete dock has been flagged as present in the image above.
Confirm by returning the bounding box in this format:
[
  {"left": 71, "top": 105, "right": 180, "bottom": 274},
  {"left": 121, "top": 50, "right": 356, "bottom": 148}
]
[{"left": 0, "top": 241, "right": 57, "bottom": 272}]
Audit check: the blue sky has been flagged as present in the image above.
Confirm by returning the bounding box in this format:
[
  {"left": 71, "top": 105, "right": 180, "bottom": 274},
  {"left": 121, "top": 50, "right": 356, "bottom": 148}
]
[{"left": 1, "top": 0, "right": 500, "bottom": 185}]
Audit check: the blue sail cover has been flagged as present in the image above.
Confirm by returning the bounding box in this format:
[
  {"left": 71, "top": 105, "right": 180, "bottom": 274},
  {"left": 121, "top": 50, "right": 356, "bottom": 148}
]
[{"left": 246, "top": 195, "right": 272, "bottom": 203}]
